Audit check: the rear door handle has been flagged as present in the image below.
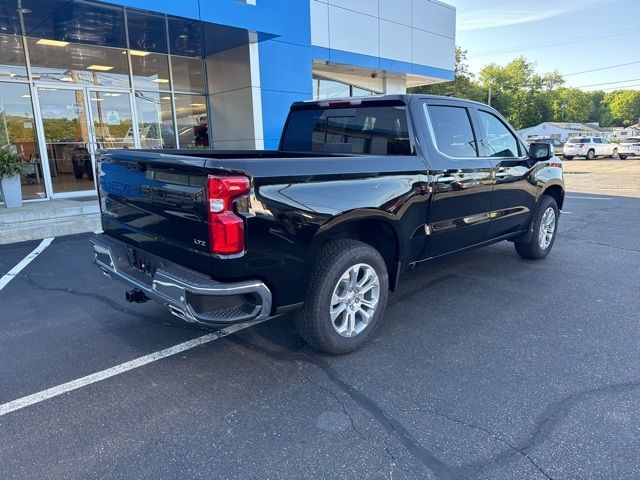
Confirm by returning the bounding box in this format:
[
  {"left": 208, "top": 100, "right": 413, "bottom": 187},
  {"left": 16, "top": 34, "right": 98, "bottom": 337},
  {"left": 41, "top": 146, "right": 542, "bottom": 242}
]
[{"left": 436, "top": 175, "right": 456, "bottom": 184}]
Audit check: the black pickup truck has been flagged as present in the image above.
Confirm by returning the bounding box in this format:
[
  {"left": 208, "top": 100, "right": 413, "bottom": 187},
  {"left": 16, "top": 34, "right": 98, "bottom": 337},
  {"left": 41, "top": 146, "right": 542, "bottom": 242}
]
[{"left": 91, "top": 95, "right": 564, "bottom": 354}]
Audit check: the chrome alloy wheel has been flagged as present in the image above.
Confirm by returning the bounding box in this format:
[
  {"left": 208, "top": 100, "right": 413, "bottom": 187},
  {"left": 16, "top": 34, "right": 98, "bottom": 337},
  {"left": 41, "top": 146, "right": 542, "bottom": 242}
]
[
  {"left": 538, "top": 207, "right": 556, "bottom": 250},
  {"left": 330, "top": 263, "right": 380, "bottom": 338}
]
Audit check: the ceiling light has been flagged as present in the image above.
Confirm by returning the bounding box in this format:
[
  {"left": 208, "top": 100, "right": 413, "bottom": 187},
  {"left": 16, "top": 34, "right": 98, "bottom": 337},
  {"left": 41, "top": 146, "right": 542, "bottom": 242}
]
[
  {"left": 87, "top": 65, "right": 114, "bottom": 71},
  {"left": 60, "top": 77, "right": 73, "bottom": 82},
  {"left": 191, "top": 103, "right": 205, "bottom": 106},
  {"left": 152, "top": 78, "right": 169, "bottom": 83},
  {"left": 178, "top": 34, "right": 188, "bottom": 39},
  {"left": 127, "top": 50, "right": 150, "bottom": 57},
  {"left": 161, "top": 96, "right": 171, "bottom": 100},
  {"left": 16, "top": 8, "right": 31, "bottom": 14},
  {"left": 21, "top": 94, "right": 30, "bottom": 98},
  {"left": 92, "top": 98, "right": 104, "bottom": 101},
  {"left": 36, "top": 39, "right": 69, "bottom": 47},
  {"left": 104, "top": 93, "right": 122, "bottom": 97}
]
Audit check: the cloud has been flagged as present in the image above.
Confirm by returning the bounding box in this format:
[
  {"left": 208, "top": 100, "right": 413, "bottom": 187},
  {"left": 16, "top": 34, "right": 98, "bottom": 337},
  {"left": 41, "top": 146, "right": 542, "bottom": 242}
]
[{"left": 456, "top": 0, "right": 611, "bottom": 31}]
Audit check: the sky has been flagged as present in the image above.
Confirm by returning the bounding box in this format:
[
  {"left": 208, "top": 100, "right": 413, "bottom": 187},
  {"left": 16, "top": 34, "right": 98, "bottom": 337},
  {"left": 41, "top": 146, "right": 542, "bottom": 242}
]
[{"left": 444, "top": 0, "right": 640, "bottom": 91}]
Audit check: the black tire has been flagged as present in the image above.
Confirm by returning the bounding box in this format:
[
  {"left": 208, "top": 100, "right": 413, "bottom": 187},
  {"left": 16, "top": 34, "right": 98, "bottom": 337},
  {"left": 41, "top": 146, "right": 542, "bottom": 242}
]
[
  {"left": 563, "top": 155, "right": 574, "bottom": 160},
  {"left": 586, "top": 149, "right": 595, "bottom": 160},
  {"left": 619, "top": 155, "right": 628, "bottom": 160},
  {"left": 515, "top": 196, "right": 559, "bottom": 260},
  {"left": 295, "top": 239, "right": 389, "bottom": 355}
]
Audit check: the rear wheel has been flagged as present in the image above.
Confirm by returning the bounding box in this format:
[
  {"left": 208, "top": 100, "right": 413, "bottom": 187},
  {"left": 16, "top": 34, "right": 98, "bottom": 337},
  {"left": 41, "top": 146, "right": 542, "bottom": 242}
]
[
  {"left": 295, "top": 239, "right": 389, "bottom": 355},
  {"left": 515, "top": 196, "right": 559, "bottom": 260},
  {"left": 619, "top": 154, "right": 628, "bottom": 160},
  {"left": 586, "top": 149, "right": 596, "bottom": 160}
]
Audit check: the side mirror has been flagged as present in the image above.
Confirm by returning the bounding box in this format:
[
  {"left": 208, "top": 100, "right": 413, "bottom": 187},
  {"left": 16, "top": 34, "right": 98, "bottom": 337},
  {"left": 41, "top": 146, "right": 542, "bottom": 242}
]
[{"left": 528, "top": 142, "right": 555, "bottom": 162}]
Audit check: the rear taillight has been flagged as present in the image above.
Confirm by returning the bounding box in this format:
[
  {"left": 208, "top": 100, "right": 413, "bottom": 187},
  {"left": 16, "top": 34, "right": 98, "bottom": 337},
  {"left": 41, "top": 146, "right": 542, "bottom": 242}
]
[{"left": 207, "top": 175, "right": 251, "bottom": 255}]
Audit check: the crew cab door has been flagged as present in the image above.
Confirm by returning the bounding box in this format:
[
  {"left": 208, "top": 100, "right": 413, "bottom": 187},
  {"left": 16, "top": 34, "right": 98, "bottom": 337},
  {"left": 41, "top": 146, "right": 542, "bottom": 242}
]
[
  {"left": 420, "top": 100, "right": 494, "bottom": 258},
  {"left": 472, "top": 107, "right": 537, "bottom": 238}
]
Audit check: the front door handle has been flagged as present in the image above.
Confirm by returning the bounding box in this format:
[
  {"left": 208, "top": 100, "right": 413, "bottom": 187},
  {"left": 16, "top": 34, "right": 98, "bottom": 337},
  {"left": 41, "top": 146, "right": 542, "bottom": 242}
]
[
  {"left": 436, "top": 175, "right": 456, "bottom": 184},
  {"left": 494, "top": 171, "right": 508, "bottom": 178}
]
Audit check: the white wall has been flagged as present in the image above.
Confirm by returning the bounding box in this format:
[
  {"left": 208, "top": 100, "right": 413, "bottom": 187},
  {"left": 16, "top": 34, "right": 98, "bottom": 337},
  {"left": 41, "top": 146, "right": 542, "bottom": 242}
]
[
  {"left": 310, "top": 0, "right": 456, "bottom": 72},
  {"left": 518, "top": 124, "right": 574, "bottom": 142}
]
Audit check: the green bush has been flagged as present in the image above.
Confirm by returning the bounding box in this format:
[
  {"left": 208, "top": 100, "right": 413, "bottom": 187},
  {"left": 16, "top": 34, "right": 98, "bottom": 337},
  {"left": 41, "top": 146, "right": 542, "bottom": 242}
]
[{"left": 0, "top": 146, "right": 22, "bottom": 179}]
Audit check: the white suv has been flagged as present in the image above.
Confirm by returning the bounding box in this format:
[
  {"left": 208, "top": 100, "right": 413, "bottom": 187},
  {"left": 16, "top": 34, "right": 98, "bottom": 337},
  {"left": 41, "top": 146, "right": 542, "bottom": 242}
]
[
  {"left": 618, "top": 137, "right": 640, "bottom": 159},
  {"left": 563, "top": 137, "right": 618, "bottom": 160}
]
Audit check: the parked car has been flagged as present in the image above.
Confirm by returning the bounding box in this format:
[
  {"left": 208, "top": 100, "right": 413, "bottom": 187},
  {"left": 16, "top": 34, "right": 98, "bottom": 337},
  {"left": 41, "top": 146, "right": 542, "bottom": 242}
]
[
  {"left": 526, "top": 137, "right": 564, "bottom": 156},
  {"left": 90, "top": 95, "right": 564, "bottom": 355},
  {"left": 618, "top": 137, "right": 640, "bottom": 159},
  {"left": 563, "top": 137, "right": 618, "bottom": 159}
]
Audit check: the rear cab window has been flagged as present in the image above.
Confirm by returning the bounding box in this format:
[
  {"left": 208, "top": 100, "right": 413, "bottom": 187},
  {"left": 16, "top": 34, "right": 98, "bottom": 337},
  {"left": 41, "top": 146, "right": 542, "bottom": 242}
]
[{"left": 281, "top": 101, "right": 412, "bottom": 155}]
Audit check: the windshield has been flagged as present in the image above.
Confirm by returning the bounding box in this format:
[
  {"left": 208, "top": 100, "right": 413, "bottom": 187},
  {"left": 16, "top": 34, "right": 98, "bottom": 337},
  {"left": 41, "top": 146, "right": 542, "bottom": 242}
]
[{"left": 281, "top": 103, "right": 412, "bottom": 155}]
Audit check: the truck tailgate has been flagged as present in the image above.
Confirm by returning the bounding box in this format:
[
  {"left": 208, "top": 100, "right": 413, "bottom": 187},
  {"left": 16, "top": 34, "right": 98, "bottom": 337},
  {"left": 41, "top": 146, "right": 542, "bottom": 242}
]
[{"left": 97, "top": 152, "right": 216, "bottom": 274}]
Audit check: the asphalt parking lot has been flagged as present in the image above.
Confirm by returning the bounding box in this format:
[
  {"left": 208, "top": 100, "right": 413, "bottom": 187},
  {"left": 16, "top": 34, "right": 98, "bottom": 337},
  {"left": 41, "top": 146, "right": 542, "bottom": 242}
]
[{"left": 1, "top": 190, "right": 639, "bottom": 479}]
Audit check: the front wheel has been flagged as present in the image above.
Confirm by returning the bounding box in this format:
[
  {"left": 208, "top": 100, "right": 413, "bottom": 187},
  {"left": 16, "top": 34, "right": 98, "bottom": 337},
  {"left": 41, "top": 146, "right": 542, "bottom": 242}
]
[
  {"left": 619, "top": 154, "right": 628, "bottom": 160},
  {"left": 611, "top": 148, "right": 618, "bottom": 159},
  {"left": 295, "top": 239, "right": 389, "bottom": 355},
  {"left": 515, "top": 196, "right": 559, "bottom": 260}
]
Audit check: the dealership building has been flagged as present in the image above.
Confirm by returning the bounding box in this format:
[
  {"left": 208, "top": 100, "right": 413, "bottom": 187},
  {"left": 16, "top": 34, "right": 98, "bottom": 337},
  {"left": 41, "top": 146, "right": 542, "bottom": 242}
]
[{"left": 0, "top": 0, "right": 455, "bottom": 204}]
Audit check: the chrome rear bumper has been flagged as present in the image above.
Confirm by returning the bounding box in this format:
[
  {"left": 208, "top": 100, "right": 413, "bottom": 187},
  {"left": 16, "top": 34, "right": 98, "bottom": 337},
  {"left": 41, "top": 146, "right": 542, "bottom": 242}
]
[{"left": 90, "top": 234, "right": 272, "bottom": 325}]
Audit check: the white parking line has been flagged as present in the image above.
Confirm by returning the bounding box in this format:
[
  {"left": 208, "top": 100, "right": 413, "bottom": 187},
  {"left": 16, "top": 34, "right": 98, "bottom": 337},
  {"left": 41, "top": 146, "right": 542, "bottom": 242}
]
[
  {"left": 0, "top": 237, "right": 54, "bottom": 291},
  {"left": 0, "top": 321, "right": 258, "bottom": 417},
  {"left": 566, "top": 196, "right": 612, "bottom": 200}
]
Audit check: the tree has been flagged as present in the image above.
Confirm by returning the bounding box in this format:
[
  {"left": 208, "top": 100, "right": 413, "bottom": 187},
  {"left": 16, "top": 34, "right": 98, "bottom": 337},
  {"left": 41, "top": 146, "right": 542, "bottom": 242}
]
[
  {"left": 478, "top": 57, "right": 563, "bottom": 129},
  {"left": 602, "top": 90, "right": 640, "bottom": 126},
  {"left": 409, "top": 47, "right": 485, "bottom": 102},
  {"left": 549, "top": 88, "right": 595, "bottom": 123}
]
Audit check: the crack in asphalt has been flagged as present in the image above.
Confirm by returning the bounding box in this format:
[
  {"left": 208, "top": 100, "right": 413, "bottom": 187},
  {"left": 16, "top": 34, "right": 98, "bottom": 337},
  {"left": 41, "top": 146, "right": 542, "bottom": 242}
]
[
  {"left": 229, "top": 334, "right": 640, "bottom": 480},
  {"left": 557, "top": 234, "right": 640, "bottom": 254},
  {"left": 229, "top": 337, "right": 437, "bottom": 479},
  {"left": 23, "top": 275, "right": 203, "bottom": 332},
  {"left": 409, "top": 406, "right": 553, "bottom": 480}
]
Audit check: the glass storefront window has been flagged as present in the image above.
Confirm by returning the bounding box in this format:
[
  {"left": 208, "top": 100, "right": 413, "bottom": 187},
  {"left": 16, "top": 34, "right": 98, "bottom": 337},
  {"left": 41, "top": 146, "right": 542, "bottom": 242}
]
[
  {"left": 0, "top": 82, "right": 44, "bottom": 201},
  {"left": 313, "top": 76, "right": 377, "bottom": 99},
  {"left": 174, "top": 94, "right": 208, "bottom": 148},
  {"left": 89, "top": 91, "right": 135, "bottom": 150},
  {"left": 36, "top": 87, "right": 94, "bottom": 195},
  {"left": 0, "top": 35, "right": 28, "bottom": 81},
  {"left": 127, "top": 11, "right": 168, "bottom": 54},
  {"left": 352, "top": 86, "right": 376, "bottom": 97},
  {"left": 130, "top": 53, "right": 171, "bottom": 91},
  {"left": 135, "top": 91, "right": 176, "bottom": 149},
  {"left": 313, "top": 77, "right": 350, "bottom": 99},
  {"left": 27, "top": 39, "right": 130, "bottom": 87},
  {"left": 171, "top": 56, "right": 205, "bottom": 93}
]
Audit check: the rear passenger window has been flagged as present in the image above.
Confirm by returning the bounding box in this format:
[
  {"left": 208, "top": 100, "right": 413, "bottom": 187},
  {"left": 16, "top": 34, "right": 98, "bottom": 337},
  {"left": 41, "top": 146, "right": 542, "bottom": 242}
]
[
  {"left": 424, "top": 105, "right": 478, "bottom": 158},
  {"left": 477, "top": 110, "right": 520, "bottom": 158}
]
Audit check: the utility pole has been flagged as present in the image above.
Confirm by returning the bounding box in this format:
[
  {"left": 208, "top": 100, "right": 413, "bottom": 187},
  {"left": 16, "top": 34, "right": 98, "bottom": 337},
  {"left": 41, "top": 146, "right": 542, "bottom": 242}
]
[{"left": 487, "top": 85, "right": 492, "bottom": 106}]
